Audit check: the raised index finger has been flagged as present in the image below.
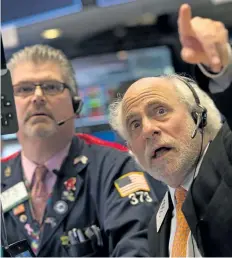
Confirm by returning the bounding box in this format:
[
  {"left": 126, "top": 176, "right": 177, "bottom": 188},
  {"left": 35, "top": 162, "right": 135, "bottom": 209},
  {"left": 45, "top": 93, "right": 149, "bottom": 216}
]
[{"left": 178, "top": 4, "right": 193, "bottom": 35}]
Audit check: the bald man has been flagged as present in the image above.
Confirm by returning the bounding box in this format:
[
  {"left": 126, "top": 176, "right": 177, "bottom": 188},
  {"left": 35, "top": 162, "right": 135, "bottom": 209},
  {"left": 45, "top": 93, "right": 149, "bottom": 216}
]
[
  {"left": 108, "top": 4, "right": 232, "bottom": 256},
  {"left": 109, "top": 73, "right": 232, "bottom": 256}
]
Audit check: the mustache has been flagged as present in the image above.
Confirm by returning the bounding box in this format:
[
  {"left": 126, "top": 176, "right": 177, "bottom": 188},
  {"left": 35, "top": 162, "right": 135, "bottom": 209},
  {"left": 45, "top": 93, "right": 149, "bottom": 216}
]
[
  {"left": 145, "top": 139, "right": 175, "bottom": 155},
  {"left": 24, "top": 110, "right": 54, "bottom": 122}
]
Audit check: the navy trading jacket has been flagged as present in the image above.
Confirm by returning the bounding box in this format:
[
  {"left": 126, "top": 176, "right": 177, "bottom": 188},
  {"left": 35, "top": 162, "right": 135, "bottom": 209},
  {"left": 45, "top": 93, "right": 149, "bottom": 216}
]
[{"left": 1, "top": 134, "right": 166, "bottom": 257}]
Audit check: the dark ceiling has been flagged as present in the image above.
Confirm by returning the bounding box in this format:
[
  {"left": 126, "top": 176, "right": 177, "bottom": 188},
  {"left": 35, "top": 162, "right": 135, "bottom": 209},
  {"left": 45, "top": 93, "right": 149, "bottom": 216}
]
[{"left": 2, "top": 0, "right": 232, "bottom": 60}]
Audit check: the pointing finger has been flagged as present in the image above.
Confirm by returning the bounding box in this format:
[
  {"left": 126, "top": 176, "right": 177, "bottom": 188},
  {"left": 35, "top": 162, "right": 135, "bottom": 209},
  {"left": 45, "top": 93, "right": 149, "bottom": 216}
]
[{"left": 178, "top": 4, "right": 193, "bottom": 36}]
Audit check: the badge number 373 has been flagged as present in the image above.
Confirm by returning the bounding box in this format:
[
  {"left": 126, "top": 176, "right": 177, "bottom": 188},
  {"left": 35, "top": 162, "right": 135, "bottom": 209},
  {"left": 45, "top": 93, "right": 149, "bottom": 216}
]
[{"left": 128, "top": 191, "right": 153, "bottom": 205}]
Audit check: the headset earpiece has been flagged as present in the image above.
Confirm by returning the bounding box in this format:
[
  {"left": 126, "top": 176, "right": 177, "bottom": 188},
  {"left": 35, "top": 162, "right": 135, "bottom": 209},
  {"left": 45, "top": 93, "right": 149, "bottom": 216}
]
[
  {"left": 177, "top": 77, "right": 207, "bottom": 136},
  {"left": 72, "top": 96, "right": 83, "bottom": 115},
  {"left": 191, "top": 105, "right": 207, "bottom": 130},
  {"left": 191, "top": 106, "right": 207, "bottom": 138},
  {"left": 56, "top": 95, "right": 83, "bottom": 126}
]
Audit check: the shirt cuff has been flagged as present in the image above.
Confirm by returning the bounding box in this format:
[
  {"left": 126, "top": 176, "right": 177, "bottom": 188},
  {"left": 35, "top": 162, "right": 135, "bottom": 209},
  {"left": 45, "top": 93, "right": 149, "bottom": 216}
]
[
  {"left": 197, "top": 43, "right": 232, "bottom": 79},
  {"left": 197, "top": 43, "right": 232, "bottom": 93}
]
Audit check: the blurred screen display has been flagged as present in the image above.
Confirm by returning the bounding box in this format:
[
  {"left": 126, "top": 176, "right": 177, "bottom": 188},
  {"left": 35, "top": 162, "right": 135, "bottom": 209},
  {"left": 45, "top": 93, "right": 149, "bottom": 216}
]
[
  {"left": 72, "top": 45, "right": 175, "bottom": 128},
  {"left": 96, "top": 0, "right": 136, "bottom": 7},
  {"left": 2, "top": 0, "right": 82, "bottom": 26}
]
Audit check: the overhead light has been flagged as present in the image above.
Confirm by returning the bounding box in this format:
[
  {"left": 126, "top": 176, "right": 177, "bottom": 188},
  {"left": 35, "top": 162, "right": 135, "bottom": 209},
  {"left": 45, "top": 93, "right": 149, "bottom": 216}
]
[
  {"left": 117, "top": 51, "right": 128, "bottom": 61},
  {"left": 41, "top": 29, "right": 62, "bottom": 39},
  {"left": 140, "top": 13, "right": 157, "bottom": 25},
  {"left": 211, "top": 0, "right": 232, "bottom": 4},
  {"left": 125, "top": 13, "right": 157, "bottom": 27}
]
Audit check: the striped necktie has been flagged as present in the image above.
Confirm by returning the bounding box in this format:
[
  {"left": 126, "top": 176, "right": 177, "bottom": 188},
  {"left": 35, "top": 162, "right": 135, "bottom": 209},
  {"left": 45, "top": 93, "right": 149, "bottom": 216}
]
[{"left": 171, "top": 187, "right": 190, "bottom": 257}]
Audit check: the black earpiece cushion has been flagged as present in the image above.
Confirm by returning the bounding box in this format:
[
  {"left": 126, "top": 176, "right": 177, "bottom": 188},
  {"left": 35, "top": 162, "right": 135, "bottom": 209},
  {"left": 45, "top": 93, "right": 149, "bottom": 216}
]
[
  {"left": 191, "top": 109, "right": 207, "bottom": 129},
  {"left": 72, "top": 96, "right": 83, "bottom": 115}
]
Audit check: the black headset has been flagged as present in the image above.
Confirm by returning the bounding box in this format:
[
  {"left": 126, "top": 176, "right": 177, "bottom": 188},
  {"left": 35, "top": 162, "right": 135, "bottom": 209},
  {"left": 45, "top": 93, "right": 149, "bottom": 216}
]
[
  {"left": 72, "top": 95, "right": 83, "bottom": 115},
  {"left": 55, "top": 90, "right": 84, "bottom": 126},
  {"left": 178, "top": 77, "right": 207, "bottom": 138}
]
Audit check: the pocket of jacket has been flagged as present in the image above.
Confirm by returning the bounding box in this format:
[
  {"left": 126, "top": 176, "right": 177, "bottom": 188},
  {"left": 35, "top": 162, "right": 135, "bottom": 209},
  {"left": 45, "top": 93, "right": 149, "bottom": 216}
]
[{"left": 67, "top": 236, "right": 98, "bottom": 257}]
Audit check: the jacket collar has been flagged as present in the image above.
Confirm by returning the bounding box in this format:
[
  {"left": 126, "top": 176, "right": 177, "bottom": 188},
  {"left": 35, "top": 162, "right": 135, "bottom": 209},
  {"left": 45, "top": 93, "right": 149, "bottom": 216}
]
[{"left": 149, "top": 191, "right": 173, "bottom": 257}]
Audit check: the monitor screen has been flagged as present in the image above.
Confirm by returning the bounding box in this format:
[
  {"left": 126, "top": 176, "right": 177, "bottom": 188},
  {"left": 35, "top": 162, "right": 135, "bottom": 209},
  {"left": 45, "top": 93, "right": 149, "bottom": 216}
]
[
  {"left": 2, "top": 0, "right": 82, "bottom": 27},
  {"left": 72, "top": 45, "right": 175, "bottom": 130},
  {"left": 96, "top": 0, "right": 136, "bottom": 7}
]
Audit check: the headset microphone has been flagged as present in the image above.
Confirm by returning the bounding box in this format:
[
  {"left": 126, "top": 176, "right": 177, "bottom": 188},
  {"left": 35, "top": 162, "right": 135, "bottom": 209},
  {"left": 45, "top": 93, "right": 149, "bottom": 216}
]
[
  {"left": 57, "top": 96, "right": 83, "bottom": 126},
  {"left": 57, "top": 114, "right": 78, "bottom": 126}
]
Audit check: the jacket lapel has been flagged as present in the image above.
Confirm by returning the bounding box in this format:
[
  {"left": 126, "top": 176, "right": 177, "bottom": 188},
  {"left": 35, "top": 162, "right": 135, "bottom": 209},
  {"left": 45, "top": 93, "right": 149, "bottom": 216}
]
[
  {"left": 38, "top": 137, "right": 88, "bottom": 252},
  {"left": 1, "top": 154, "right": 36, "bottom": 242},
  {"left": 1, "top": 154, "right": 23, "bottom": 191},
  {"left": 182, "top": 147, "right": 217, "bottom": 257},
  {"left": 182, "top": 125, "right": 229, "bottom": 257},
  {"left": 148, "top": 191, "right": 173, "bottom": 257},
  {"left": 158, "top": 192, "right": 173, "bottom": 257}
]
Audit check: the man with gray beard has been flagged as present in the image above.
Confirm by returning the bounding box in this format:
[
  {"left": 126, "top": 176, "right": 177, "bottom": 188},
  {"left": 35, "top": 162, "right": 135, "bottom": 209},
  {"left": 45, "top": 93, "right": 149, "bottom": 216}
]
[
  {"left": 109, "top": 73, "right": 232, "bottom": 256},
  {"left": 108, "top": 5, "right": 232, "bottom": 257}
]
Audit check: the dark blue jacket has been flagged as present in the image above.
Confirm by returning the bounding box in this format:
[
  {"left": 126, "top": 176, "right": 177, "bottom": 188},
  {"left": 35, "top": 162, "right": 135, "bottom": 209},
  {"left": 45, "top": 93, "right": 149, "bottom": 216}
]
[{"left": 1, "top": 135, "right": 166, "bottom": 257}]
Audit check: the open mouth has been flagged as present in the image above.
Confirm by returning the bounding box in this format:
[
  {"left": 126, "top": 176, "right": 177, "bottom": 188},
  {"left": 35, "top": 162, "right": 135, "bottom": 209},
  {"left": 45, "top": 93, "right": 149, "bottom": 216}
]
[{"left": 151, "top": 147, "right": 172, "bottom": 160}]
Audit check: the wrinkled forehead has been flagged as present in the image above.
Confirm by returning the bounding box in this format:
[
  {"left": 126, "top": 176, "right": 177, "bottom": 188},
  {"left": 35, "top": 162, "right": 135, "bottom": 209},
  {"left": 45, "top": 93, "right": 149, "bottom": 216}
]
[
  {"left": 122, "top": 77, "right": 178, "bottom": 112},
  {"left": 11, "top": 61, "right": 63, "bottom": 85}
]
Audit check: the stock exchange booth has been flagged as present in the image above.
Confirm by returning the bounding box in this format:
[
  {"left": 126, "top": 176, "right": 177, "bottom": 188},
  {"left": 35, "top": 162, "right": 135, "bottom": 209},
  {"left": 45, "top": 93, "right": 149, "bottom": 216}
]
[
  {"left": 2, "top": 0, "right": 231, "bottom": 157},
  {"left": 1, "top": 44, "right": 176, "bottom": 156}
]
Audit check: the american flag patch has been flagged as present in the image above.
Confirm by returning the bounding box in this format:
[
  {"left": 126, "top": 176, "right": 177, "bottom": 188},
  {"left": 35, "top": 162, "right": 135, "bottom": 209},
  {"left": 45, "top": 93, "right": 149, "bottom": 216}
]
[{"left": 114, "top": 172, "right": 150, "bottom": 197}]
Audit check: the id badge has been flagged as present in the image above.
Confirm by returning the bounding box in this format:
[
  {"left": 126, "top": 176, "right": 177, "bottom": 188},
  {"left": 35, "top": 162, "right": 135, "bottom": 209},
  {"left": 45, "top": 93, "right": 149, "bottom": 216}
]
[
  {"left": 0, "top": 182, "right": 29, "bottom": 212},
  {"left": 4, "top": 239, "right": 35, "bottom": 257}
]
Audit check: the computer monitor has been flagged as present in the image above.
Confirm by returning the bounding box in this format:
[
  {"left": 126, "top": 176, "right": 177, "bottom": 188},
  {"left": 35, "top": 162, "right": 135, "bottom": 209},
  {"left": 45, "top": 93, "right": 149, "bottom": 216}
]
[{"left": 72, "top": 45, "right": 175, "bottom": 137}]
